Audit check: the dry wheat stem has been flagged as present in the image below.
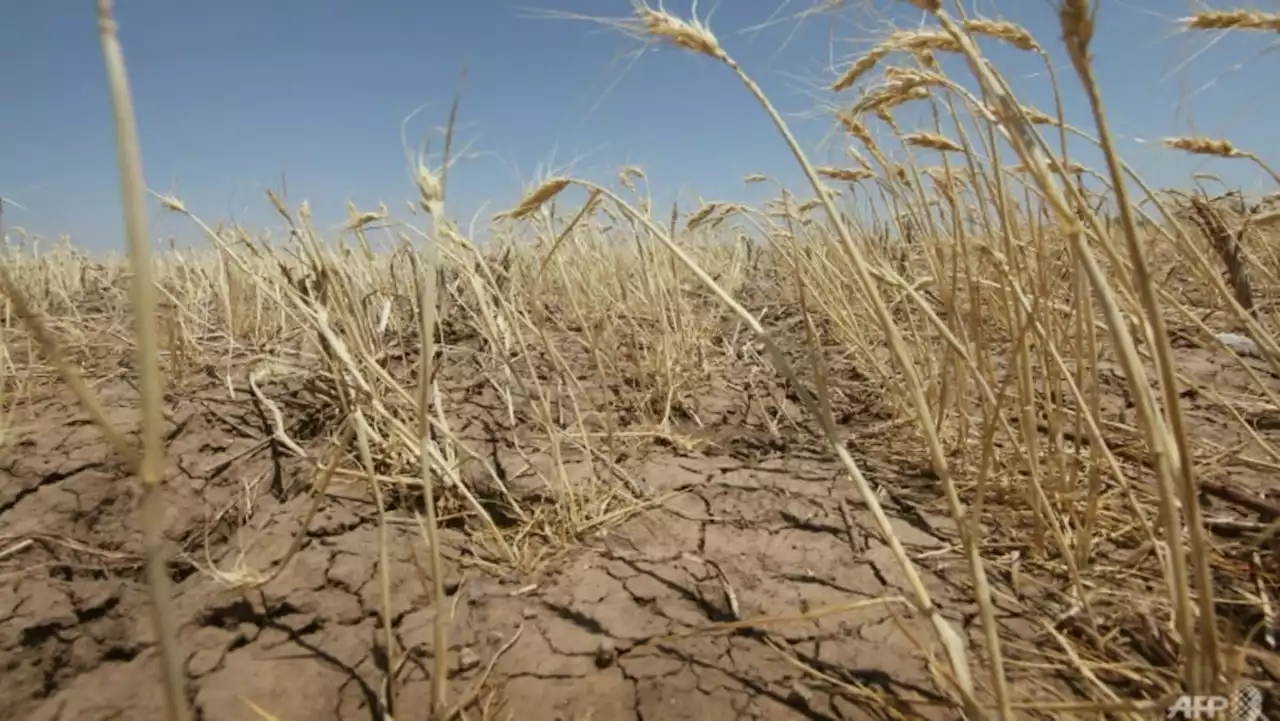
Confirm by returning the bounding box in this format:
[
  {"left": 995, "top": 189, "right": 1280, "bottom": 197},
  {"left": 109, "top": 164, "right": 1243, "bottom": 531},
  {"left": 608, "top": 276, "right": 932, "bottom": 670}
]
[
  {"left": 96, "top": 3, "right": 191, "bottom": 721},
  {"left": 1063, "top": 15, "right": 1222, "bottom": 691},
  {"left": 415, "top": 137, "right": 452, "bottom": 718}
]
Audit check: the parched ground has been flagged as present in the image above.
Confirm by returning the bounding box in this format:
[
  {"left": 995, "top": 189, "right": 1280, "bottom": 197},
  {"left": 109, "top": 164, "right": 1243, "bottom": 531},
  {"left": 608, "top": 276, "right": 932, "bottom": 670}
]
[{"left": 3, "top": 332, "right": 1279, "bottom": 721}]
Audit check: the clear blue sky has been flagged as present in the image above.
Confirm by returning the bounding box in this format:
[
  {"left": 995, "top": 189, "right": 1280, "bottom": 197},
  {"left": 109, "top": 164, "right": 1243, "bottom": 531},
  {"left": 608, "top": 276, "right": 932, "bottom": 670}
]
[{"left": 3, "top": 1, "right": 1276, "bottom": 251}]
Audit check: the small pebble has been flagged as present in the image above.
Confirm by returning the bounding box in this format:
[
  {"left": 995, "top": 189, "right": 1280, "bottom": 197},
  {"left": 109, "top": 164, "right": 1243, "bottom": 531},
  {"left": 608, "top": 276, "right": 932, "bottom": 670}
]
[
  {"left": 787, "top": 681, "right": 813, "bottom": 707},
  {"left": 594, "top": 638, "right": 617, "bottom": 668},
  {"left": 456, "top": 647, "right": 481, "bottom": 672},
  {"left": 1216, "top": 331, "right": 1262, "bottom": 358}
]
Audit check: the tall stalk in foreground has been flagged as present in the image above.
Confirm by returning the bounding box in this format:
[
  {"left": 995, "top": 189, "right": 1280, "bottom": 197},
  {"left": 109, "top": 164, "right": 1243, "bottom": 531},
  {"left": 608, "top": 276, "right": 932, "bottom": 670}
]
[
  {"left": 96, "top": 2, "right": 191, "bottom": 720},
  {"left": 412, "top": 86, "right": 460, "bottom": 715},
  {"left": 1057, "top": 0, "right": 1219, "bottom": 692}
]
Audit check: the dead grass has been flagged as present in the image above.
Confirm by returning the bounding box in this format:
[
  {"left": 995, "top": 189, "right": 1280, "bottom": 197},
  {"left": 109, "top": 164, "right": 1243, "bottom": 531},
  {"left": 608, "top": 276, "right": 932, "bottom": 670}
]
[{"left": 2, "top": 2, "right": 1279, "bottom": 720}]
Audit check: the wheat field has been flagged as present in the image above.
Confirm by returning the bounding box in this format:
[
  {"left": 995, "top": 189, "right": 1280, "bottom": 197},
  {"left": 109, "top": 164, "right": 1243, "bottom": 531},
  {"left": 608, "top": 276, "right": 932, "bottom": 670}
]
[{"left": 3, "top": 2, "right": 1280, "bottom": 720}]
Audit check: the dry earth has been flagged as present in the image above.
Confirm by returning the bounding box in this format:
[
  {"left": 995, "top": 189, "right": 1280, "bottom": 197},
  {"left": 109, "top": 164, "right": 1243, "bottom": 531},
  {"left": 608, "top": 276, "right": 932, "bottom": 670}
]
[{"left": 3, "top": 331, "right": 1279, "bottom": 721}]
